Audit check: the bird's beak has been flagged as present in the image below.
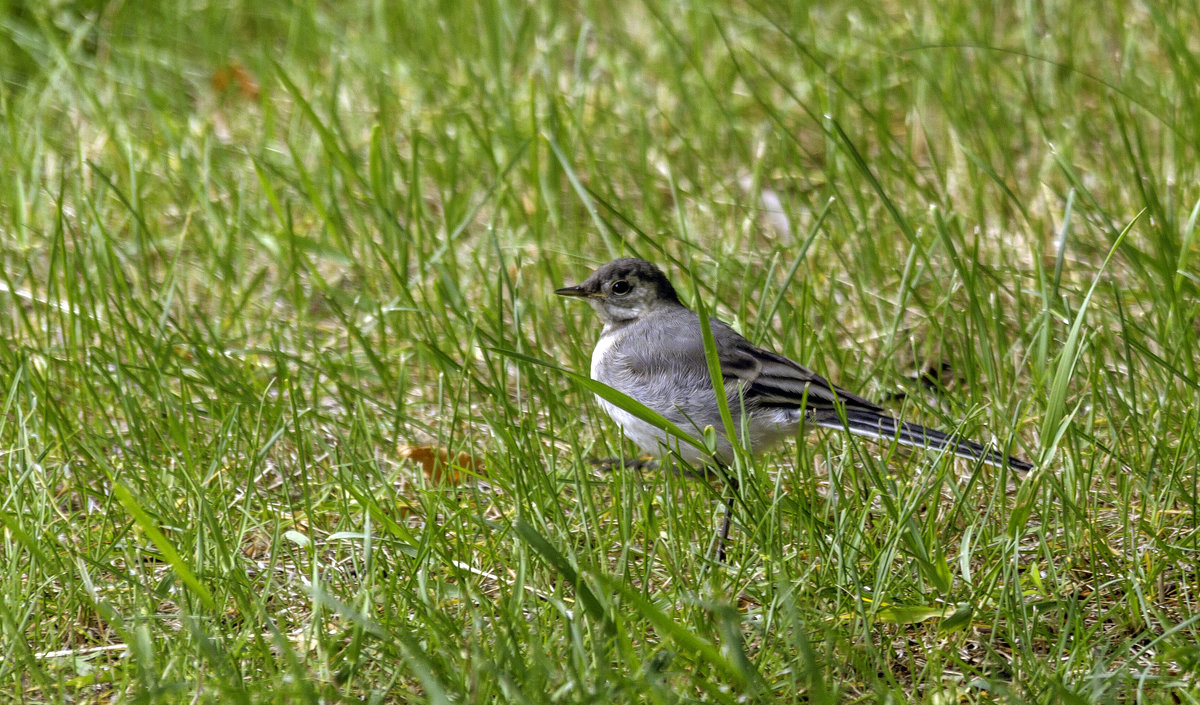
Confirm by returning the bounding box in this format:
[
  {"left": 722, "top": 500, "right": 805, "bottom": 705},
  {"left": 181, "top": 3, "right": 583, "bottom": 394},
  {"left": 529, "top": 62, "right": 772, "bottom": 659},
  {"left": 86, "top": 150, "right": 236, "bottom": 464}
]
[{"left": 554, "top": 285, "right": 588, "bottom": 298}]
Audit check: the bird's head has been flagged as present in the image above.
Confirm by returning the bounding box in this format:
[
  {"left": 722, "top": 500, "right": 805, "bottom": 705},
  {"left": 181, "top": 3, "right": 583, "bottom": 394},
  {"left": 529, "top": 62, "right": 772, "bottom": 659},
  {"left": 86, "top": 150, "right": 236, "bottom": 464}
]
[{"left": 555, "top": 258, "right": 683, "bottom": 325}]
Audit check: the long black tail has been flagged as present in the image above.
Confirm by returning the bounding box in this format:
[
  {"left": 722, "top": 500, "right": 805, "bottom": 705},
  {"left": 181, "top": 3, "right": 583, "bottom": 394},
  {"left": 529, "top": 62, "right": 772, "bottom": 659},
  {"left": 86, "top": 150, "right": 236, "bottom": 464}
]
[{"left": 816, "top": 409, "right": 1032, "bottom": 473}]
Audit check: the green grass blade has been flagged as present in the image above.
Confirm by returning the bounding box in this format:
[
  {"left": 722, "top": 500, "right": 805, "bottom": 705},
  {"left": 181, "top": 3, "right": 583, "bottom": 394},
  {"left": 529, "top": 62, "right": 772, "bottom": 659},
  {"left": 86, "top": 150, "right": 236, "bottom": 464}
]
[
  {"left": 1038, "top": 211, "right": 1142, "bottom": 466},
  {"left": 111, "top": 482, "right": 216, "bottom": 612}
]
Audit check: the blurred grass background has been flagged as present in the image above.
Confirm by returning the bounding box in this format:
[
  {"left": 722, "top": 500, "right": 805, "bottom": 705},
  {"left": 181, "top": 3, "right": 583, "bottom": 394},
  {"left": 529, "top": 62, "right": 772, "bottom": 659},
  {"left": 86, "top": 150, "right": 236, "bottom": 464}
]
[{"left": 1, "top": 0, "right": 1199, "bottom": 702}]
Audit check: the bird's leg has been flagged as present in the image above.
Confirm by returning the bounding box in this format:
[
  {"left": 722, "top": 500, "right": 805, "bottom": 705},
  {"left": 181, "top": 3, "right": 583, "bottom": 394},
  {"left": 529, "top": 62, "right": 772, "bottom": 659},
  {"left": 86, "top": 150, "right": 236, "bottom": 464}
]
[
  {"left": 713, "top": 465, "right": 739, "bottom": 564},
  {"left": 588, "top": 455, "right": 659, "bottom": 473},
  {"left": 717, "top": 489, "right": 735, "bottom": 564}
]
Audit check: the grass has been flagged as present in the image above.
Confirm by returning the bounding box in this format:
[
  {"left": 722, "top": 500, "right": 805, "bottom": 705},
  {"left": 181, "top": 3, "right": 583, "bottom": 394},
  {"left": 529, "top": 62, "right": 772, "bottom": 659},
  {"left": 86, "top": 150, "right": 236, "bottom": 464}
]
[{"left": 1, "top": 0, "right": 1199, "bottom": 701}]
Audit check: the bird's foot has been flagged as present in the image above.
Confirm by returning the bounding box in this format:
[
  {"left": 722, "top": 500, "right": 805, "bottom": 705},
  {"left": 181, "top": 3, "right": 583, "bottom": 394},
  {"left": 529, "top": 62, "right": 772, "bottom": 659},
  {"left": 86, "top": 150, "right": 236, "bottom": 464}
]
[{"left": 588, "top": 455, "right": 659, "bottom": 473}]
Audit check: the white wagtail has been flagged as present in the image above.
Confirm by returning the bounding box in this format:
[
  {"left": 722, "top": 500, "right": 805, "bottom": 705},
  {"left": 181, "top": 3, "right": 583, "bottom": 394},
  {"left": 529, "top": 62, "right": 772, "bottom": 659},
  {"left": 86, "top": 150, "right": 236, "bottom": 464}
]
[{"left": 556, "top": 258, "right": 1031, "bottom": 558}]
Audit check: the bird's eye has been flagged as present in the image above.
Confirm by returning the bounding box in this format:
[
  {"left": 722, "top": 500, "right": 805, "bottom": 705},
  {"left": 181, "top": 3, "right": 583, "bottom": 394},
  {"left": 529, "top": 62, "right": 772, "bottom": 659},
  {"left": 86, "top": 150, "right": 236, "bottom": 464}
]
[{"left": 610, "top": 280, "right": 632, "bottom": 295}]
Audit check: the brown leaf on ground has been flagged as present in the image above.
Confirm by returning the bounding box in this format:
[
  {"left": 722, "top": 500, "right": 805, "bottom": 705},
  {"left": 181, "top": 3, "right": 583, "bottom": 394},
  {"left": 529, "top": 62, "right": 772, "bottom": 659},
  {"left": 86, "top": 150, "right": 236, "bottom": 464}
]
[
  {"left": 212, "top": 61, "right": 260, "bottom": 100},
  {"left": 241, "top": 530, "right": 272, "bottom": 560},
  {"left": 398, "top": 445, "right": 486, "bottom": 486}
]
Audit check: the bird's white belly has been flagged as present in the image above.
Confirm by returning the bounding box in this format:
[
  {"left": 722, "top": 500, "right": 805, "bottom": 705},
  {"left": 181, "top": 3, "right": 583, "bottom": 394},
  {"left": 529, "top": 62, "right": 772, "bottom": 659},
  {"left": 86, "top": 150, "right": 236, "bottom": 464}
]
[
  {"left": 589, "top": 334, "right": 676, "bottom": 455},
  {"left": 588, "top": 333, "right": 797, "bottom": 464},
  {"left": 595, "top": 397, "right": 673, "bottom": 454}
]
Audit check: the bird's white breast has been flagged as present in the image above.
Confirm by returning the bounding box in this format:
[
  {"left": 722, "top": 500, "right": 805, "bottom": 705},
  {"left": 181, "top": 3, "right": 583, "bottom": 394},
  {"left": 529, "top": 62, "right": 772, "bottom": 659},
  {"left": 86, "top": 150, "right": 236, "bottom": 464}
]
[
  {"left": 587, "top": 329, "right": 803, "bottom": 464},
  {"left": 589, "top": 332, "right": 675, "bottom": 455},
  {"left": 589, "top": 331, "right": 618, "bottom": 381}
]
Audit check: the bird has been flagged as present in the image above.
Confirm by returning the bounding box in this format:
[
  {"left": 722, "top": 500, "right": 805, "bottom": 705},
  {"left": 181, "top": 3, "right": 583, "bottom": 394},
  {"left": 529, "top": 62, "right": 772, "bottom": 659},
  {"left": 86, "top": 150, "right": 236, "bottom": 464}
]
[{"left": 555, "top": 257, "right": 1032, "bottom": 559}]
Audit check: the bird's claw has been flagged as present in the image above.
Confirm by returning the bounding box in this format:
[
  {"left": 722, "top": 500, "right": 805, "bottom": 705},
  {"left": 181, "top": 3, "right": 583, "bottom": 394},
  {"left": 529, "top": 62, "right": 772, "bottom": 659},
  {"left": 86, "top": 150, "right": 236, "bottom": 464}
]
[{"left": 588, "top": 455, "right": 659, "bottom": 473}]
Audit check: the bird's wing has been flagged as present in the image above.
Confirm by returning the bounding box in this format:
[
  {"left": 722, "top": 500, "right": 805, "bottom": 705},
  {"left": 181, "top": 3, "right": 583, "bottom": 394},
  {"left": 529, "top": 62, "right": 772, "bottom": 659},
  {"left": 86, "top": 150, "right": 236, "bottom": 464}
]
[
  {"left": 606, "top": 312, "right": 885, "bottom": 417},
  {"left": 659, "top": 316, "right": 883, "bottom": 415},
  {"left": 710, "top": 320, "right": 886, "bottom": 415}
]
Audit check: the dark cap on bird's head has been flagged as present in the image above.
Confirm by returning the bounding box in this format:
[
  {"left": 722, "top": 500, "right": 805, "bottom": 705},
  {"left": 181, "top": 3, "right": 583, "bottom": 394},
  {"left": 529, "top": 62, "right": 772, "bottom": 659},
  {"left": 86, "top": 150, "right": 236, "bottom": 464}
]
[
  {"left": 555, "top": 258, "right": 683, "bottom": 324},
  {"left": 555, "top": 258, "right": 681, "bottom": 300}
]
